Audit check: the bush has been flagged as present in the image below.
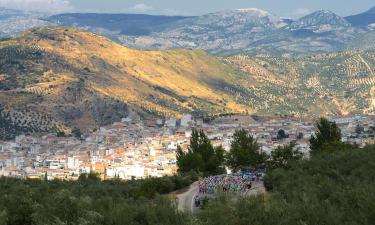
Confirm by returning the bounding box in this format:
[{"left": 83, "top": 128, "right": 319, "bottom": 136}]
[
  {"left": 199, "top": 145, "right": 375, "bottom": 225},
  {"left": 0, "top": 174, "right": 196, "bottom": 225}
]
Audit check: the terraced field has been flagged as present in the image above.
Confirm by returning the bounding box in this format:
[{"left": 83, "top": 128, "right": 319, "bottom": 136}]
[{"left": 225, "top": 50, "right": 375, "bottom": 117}]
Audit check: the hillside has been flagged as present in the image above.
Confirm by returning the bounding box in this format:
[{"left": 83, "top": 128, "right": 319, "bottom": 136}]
[
  {"left": 346, "top": 6, "right": 375, "bottom": 28},
  {"left": 346, "top": 31, "right": 375, "bottom": 50},
  {"left": 225, "top": 50, "right": 375, "bottom": 116},
  {"left": 0, "top": 27, "right": 250, "bottom": 138},
  {"left": 1, "top": 27, "right": 375, "bottom": 139}
]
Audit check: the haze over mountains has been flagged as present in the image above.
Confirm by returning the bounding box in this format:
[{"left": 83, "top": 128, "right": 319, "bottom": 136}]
[
  {"left": 346, "top": 6, "right": 375, "bottom": 28},
  {"left": 0, "top": 7, "right": 51, "bottom": 38},
  {"left": 1, "top": 6, "right": 375, "bottom": 55},
  {"left": 117, "top": 9, "right": 366, "bottom": 56}
]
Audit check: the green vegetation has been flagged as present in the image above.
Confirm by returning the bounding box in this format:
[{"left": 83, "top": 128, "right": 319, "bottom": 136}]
[
  {"left": 177, "top": 129, "right": 225, "bottom": 176},
  {"left": 276, "top": 129, "right": 288, "bottom": 140},
  {"left": 197, "top": 119, "right": 375, "bottom": 224},
  {"left": 226, "top": 129, "right": 268, "bottom": 172},
  {"left": 0, "top": 174, "right": 198, "bottom": 225},
  {"left": 0, "top": 108, "right": 61, "bottom": 140},
  {"left": 2, "top": 142, "right": 373, "bottom": 225},
  {"left": 309, "top": 118, "right": 343, "bottom": 154},
  {"left": 198, "top": 145, "right": 375, "bottom": 225},
  {"left": 267, "top": 144, "right": 303, "bottom": 170},
  {"left": 177, "top": 128, "right": 270, "bottom": 176}
]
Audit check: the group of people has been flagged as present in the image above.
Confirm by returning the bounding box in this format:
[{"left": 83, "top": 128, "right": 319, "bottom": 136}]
[{"left": 198, "top": 173, "right": 261, "bottom": 194}]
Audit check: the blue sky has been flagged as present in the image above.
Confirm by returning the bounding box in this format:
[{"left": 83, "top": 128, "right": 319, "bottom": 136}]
[{"left": 0, "top": 0, "right": 374, "bottom": 18}]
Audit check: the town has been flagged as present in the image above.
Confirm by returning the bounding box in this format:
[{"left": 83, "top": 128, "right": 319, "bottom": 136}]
[{"left": 1, "top": 114, "right": 374, "bottom": 180}]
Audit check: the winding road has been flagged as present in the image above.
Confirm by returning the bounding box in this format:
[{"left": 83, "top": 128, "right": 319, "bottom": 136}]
[{"left": 176, "top": 182, "right": 199, "bottom": 212}]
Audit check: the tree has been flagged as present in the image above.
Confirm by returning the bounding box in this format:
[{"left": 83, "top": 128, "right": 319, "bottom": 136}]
[
  {"left": 226, "top": 129, "right": 268, "bottom": 172},
  {"left": 176, "top": 129, "right": 225, "bottom": 176},
  {"left": 297, "top": 132, "right": 304, "bottom": 140},
  {"left": 309, "top": 118, "right": 342, "bottom": 154},
  {"left": 0, "top": 210, "right": 7, "bottom": 225},
  {"left": 268, "top": 144, "right": 302, "bottom": 170},
  {"left": 176, "top": 145, "right": 204, "bottom": 174},
  {"left": 71, "top": 127, "right": 82, "bottom": 139},
  {"left": 355, "top": 124, "right": 364, "bottom": 135},
  {"left": 56, "top": 130, "right": 66, "bottom": 137},
  {"left": 277, "top": 129, "right": 288, "bottom": 140}
]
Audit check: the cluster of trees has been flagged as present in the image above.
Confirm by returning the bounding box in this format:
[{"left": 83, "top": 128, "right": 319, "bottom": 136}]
[
  {"left": 176, "top": 129, "right": 226, "bottom": 176},
  {"left": 0, "top": 109, "right": 23, "bottom": 141},
  {"left": 226, "top": 129, "right": 268, "bottom": 172},
  {"left": 198, "top": 144, "right": 375, "bottom": 225},
  {"left": 177, "top": 128, "right": 269, "bottom": 176},
  {"left": 0, "top": 173, "right": 198, "bottom": 225},
  {"left": 177, "top": 118, "right": 354, "bottom": 177},
  {"left": 177, "top": 127, "right": 302, "bottom": 176}
]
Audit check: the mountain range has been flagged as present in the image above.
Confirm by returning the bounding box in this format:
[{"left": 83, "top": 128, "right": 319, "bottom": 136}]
[
  {"left": 346, "top": 6, "right": 375, "bottom": 28},
  {"left": 45, "top": 7, "right": 375, "bottom": 56},
  {"left": 1, "top": 6, "right": 375, "bottom": 56},
  {"left": 0, "top": 7, "right": 51, "bottom": 38}
]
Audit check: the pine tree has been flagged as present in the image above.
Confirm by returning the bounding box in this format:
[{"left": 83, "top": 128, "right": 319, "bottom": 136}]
[
  {"left": 226, "top": 129, "right": 267, "bottom": 172},
  {"left": 268, "top": 144, "right": 302, "bottom": 170},
  {"left": 176, "top": 129, "right": 225, "bottom": 176},
  {"left": 309, "top": 118, "right": 342, "bottom": 154}
]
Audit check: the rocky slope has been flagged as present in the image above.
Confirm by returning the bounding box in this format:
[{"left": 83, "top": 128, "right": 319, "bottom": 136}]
[
  {"left": 0, "top": 27, "right": 250, "bottom": 138},
  {"left": 1, "top": 6, "right": 375, "bottom": 56},
  {"left": 118, "top": 9, "right": 365, "bottom": 56}
]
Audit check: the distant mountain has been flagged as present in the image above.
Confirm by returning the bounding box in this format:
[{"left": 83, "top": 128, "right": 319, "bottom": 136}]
[
  {"left": 290, "top": 10, "right": 351, "bottom": 31},
  {"left": 0, "top": 7, "right": 25, "bottom": 19},
  {"left": 46, "top": 13, "right": 190, "bottom": 36},
  {"left": 119, "top": 9, "right": 363, "bottom": 56},
  {"left": 0, "top": 18, "right": 52, "bottom": 38},
  {"left": 0, "top": 6, "right": 374, "bottom": 56},
  {"left": 128, "top": 8, "right": 290, "bottom": 54},
  {"left": 0, "top": 7, "right": 51, "bottom": 38},
  {"left": 346, "top": 6, "right": 375, "bottom": 29}
]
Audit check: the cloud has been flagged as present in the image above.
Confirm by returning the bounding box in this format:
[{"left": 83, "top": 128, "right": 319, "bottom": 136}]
[
  {"left": 162, "top": 8, "right": 186, "bottom": 16},
  {"left": 292, "top": 8, "right": 311, "bottom": 16},
  {"left": 0, "top": 0, "right": 73, "bottom": 12},
  {"left": 127, "top": 3, "right": 152, "bottom": 13}
]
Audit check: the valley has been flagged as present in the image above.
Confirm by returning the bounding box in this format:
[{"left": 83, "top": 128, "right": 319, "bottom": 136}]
[{"left": 0, "top": 2, "right": 375, "bottom": 225}]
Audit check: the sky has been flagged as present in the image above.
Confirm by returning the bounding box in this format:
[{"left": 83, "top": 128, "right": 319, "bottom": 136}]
[{"left": 0, "top": 0, "right": 374, "bottom": 18}]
